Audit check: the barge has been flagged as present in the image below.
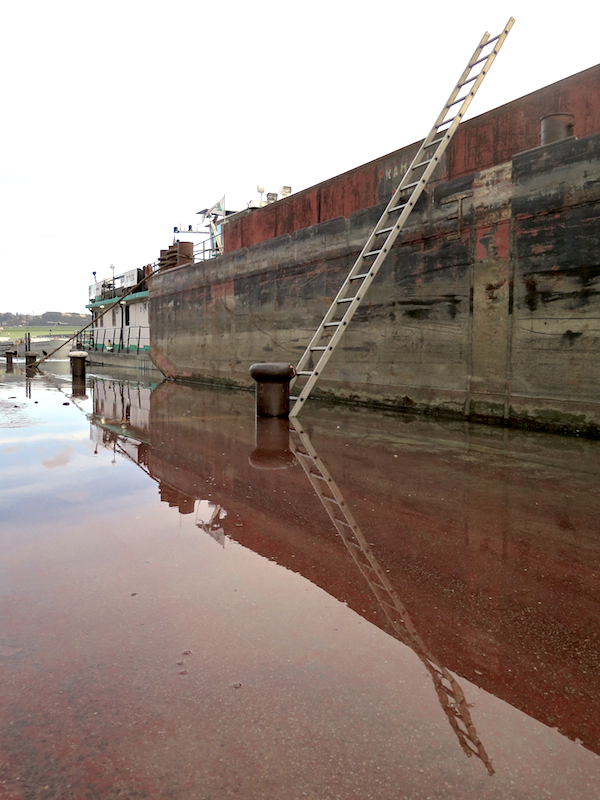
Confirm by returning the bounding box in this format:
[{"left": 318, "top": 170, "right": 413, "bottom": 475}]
[{"left": 150, "top": 64, "right": 600, "bottom": 435}]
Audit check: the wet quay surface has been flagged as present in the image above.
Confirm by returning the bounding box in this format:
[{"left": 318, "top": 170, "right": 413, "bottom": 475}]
[{"left": 1, "top": 361, "right": 600, "bottom": 799}]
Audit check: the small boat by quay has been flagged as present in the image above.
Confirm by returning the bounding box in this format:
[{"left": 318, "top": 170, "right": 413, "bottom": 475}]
[
  {"left": 13, "top": 337, "right": 72, "bottom": 358},
  {"left": 0, "top": 337, "right": 16, "bottom": 355}
]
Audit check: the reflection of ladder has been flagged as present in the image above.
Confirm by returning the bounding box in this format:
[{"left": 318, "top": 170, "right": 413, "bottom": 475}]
[
  {"left": 288, "top": 418, "right": 494, "bottom": 775},
  {"left": 195, "top": 502, "right": 226, "bottom": 546},
  {"left": 289, "top": 18, "right": 514, "bottom": 418}
]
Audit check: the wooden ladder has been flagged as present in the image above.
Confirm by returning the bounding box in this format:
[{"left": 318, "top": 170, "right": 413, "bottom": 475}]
[{"left": 289, "top": 18, "right": 514, "bottom": 417}]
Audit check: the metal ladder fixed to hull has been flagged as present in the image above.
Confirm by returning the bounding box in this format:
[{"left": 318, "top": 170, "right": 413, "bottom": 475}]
[
  {"left": 289, "top": 17, "right": 514, "bottom": 418},
  {"left": 288, "top": 418, "right": 495, "bottom": 774}
]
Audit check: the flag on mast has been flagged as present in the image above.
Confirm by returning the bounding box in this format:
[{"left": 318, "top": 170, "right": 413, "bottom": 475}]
[{"left": 204, "top": 196, "right": 225, "bottom": 220}]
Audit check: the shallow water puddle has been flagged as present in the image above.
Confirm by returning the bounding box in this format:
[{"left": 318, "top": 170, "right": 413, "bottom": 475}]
[{"left": 1, "top": 364, "right": 600, "bottom": 799}]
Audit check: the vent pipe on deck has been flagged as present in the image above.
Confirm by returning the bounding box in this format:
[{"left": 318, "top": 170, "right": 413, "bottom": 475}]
[{"left": 541, "top": 113, "right": 575, "bottom": 145}]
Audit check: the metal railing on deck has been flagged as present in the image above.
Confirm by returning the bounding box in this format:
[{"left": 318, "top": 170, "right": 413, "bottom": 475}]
[
  {"left": 193, "top": 235, "right": 220, "bottom": 262},
  {"left": 80, "top": 326, "right": 150, "bottom": 354}
]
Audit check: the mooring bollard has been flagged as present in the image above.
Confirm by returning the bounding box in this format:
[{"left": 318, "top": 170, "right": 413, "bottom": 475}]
[
  {"left": 249, "top": 417, "right": 295, "bottom": 470},
  {"left": 25, "top": 351, "right": 38, "bottom": 369},
  {"left": 25, "top": 351, "right": 38, "bottom": 378},
  {"left": 249, "top": 363, "right": 296, "bottom": 418},
  {"left": 69, "top": 350, "right": 88, "bottom": 379},
  {"left": 4, "top": 350, "right": 15, "bottom": 370}
]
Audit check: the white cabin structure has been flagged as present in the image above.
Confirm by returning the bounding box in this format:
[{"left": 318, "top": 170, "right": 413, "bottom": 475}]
[{"left": 85, "top": 267, "right": 152, "bottom": 353}]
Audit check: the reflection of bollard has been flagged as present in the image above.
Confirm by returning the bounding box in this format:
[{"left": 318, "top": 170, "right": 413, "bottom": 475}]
[
  {"left": 71, "top": 376, "right": 87, "bottom": 398},
  {"left": 69, "top": 351, "right": 88, "bottom": 379},
  {"left": 249, "top": 362, "right": 296, "bottom": 418},
  {"left": 249, "top": 417, "right": 296, "bottom": 470}
]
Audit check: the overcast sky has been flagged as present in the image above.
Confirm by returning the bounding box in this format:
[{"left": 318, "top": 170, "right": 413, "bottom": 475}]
[{"left": 2, "top": 1, "right": 599, "bottom": 315}]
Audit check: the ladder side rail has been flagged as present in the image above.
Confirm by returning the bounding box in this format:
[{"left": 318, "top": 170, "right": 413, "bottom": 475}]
[
  {"left": 426, "top": 659, "right": 494, "bottom": 771},
  {"left": 427, "top": 662, "right": 495, "bottom": 774},
  {"left": 290, "top": 429, "right": 419, "bottom": 641},
  {"left": 293, "top": 76, "right": 478, "bottom": 385},
  {"left": 368, "top": 17, "right": 514, "bottom": 265},
  {"left": 289, "top": 420, "right": 495, "bottom": 773},
  {"left": 377, "top": 18, "right": 515, "bottom": 234},
  {"left": 290, "top": 421, "right": 428, "bottom": 640},
  {"left": 324, "top": 19, "right": 515, "bottom": 288},
  {"left": 291, "top": 150, "right": 499, "bottom": 407},
  {"left": 293, "top": 424, "right": 484, "bottom": 708},
  {"left": 430, "top": 30, "right": 493, "bottom": 129},
  {"left": 293, "top": 122, "right": 452, "bottom": 380},
  {"left": 373, "top": 32, "right": 499, "bottom": 235},
  {"left": 290, "top": 18, "right": 514, "bottom": 412},
  {"left": 305, "top": 17, "right": 512, "bottom": 305},
  {"left": 288, "top": 423, "right": 362, "bottom": 528},
  {"left": 290, "top": 180, "right": 420, "bottom": 393},
  {"left": 292, "top": 146, "right": 442, "bottom": 380},
  {"left": 433, "top": 20, "right": 515, "bottom": 136}
]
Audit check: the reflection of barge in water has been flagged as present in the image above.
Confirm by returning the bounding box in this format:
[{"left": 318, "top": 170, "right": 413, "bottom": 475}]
[{"left": 90, "top": 377, "right": 600, "bottom": 763}]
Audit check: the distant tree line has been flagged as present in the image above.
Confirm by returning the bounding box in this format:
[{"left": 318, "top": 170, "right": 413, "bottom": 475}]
[{"left": 0, "top": 311, "right": 92, "bottom": 327}]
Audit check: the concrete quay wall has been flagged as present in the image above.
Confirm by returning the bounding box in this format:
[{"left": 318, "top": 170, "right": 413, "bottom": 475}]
[
  {"left": 150, "top": 132, "right": 600, "bottom": 434},
  {"left": 87, "top": 350, "right": 164, "bottom": 377}
]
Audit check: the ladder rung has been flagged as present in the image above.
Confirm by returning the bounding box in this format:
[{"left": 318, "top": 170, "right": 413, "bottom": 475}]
[
  {"left": 371, "top": 581, "right": 388, "bottom": 592},
  {"left": 437, "top": 116, "right": 457, "bottom": 129},
  {"left": 337, "top": 296, "right": 358, "bottom": 304},
  {"left": 323, "top": 321, "right": 341, "bottom": 327},
  {"left": 483, "top": 32, "right": 502, "bottom": 45},
  {"left": 470, "top": 55, "right": 488, "bottom": 68},
  {"left": 333, "top": 518, "right": 352, "bottom": 528},
  {"left": 388, "top": 202, "right": 408, "bottom": 213},
  {"left": 296, "top": 370, "right": 313, "bottom": 376},
  {"left": 323, "top": 495, "right": 340, "bottom": 507},
  {"left": 362, "top": 561, "right": 379, "bottom": 574},
  {"left": 399, "top": 181, "right": 419, "bottom": 191},
  {"left": 457, "top": 74, "right": 478, "bottom": 88},
  {"left": 375, "top": 227, "right": 393, "bottom": 235},
  {"left": 349, "top": 273, "right": 369, "bottom": 280},
  {"left": 447, "top": 95, "right": 468, "bottom": 107},
  {"left": 412, "top": 158, "right": 432, "bottom": 169},
  {"left": 424, "top": 137, "right": 445, "bottom": 148},
  {"left": 363, "top": 249, "right": 382, "bottom": 258},
  {"left": 310, "top": 346, "right": 327, "bottom": 350}
]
